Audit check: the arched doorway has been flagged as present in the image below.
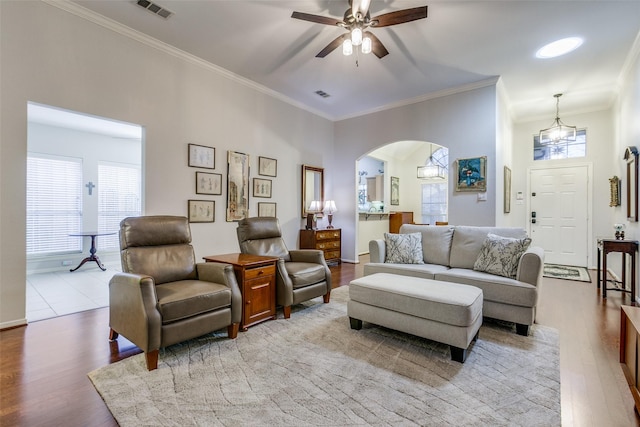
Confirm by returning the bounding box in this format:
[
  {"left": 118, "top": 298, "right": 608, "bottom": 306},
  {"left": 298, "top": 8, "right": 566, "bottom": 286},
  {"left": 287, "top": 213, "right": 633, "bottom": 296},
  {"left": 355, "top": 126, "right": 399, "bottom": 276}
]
[{"left": 355, "top": 140, "right": 448, "bottom": 255}]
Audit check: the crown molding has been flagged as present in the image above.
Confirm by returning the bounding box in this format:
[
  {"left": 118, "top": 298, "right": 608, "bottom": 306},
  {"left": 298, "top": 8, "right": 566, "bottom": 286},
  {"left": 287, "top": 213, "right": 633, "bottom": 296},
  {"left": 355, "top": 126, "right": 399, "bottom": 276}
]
[
  {"left": 618, "top": 28, "right": 640, "bottom": 92},
  {"left": 335, "top": 77, "right": 501, "bottom": 122},
  {"left": 42, "top": 0, "right": 334, "bottom": 121}
]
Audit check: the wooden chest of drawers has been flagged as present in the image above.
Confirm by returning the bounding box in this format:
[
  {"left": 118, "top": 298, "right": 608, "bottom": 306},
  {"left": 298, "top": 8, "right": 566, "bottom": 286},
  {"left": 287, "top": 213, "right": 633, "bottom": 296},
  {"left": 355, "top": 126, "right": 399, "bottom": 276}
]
[{"left": 299, "top": 228, "right": 341, "bottom": 265}]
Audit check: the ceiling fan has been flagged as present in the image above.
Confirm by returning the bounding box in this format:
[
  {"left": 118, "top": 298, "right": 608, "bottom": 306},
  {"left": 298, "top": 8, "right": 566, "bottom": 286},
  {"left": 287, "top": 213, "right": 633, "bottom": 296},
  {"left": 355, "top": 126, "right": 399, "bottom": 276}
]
[{"left": 291, "top": 0, "right": 428, "bottom": 59}]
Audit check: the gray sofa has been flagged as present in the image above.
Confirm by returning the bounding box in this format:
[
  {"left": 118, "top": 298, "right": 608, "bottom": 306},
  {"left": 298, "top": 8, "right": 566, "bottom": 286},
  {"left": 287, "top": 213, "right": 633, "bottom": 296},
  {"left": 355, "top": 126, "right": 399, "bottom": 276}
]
[{"left": 364, "top": 224, "right": 544, "bottom": 336}]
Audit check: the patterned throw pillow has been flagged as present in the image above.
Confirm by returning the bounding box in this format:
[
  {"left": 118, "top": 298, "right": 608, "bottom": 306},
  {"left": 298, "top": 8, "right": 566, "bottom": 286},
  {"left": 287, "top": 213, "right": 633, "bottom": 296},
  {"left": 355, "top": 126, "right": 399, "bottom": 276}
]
[
  {"left": 473, "top": 233, "right": 532, "bottom": 278},
  {"left": 384, "top": 232, "right": 424, "bottom": 264}
]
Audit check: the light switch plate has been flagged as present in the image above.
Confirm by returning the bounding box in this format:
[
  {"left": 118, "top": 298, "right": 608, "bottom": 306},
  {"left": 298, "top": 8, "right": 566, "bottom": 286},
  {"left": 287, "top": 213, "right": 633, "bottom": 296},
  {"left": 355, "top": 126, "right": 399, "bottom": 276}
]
[{"left": 477, "top": 192, "right": 487, "bottom": 201}]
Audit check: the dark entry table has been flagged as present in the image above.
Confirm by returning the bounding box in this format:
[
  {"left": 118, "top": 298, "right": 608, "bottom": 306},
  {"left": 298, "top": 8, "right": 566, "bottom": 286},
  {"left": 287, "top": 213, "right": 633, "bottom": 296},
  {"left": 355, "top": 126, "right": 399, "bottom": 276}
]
[
  {"left": 68, "top": 231, "right": 117, "bottom": 272},
  {"left": 597, "top": 238, "right": 639, "bottom": 304}
]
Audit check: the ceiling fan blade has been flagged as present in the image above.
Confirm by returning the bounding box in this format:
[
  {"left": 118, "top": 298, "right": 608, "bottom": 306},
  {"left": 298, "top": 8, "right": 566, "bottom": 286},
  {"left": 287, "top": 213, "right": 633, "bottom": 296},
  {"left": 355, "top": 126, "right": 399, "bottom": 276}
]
[
  {"left": 372, "top": 6, "right": 428, "bottom": 27},
  {"left": 316, "top": 33, "right": 350, "bottom": 58},
  {"left": 291, "top": 11, "right": 342, "bottom": 26},
  {"left": 364, "top": 31, "right": 389, "bottom": 58}
]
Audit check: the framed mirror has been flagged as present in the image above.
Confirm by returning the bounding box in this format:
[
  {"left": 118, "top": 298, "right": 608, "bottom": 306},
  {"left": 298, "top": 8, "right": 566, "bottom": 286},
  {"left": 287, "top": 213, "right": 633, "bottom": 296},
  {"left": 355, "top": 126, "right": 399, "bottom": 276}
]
[
  {"left": 625, "top": 146, "right": 638, "bottom": 222},
  {"left": 301, "top": 165, "right": 324, "bottom": 218}
]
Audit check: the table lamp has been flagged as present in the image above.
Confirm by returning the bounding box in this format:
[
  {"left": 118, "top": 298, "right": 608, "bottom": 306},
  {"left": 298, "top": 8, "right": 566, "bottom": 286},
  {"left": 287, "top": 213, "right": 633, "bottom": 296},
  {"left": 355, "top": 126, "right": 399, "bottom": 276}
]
[
  {"left": 323, "top": 200, "right": 338, "bottom": 229},
  {"left": 306, "top": 200, "right": 321, "bottom": 230}
]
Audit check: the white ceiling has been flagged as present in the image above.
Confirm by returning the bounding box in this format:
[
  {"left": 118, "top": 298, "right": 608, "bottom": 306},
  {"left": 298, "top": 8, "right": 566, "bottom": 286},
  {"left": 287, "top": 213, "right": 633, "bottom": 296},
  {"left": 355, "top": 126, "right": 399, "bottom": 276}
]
[{"left": 70, "top": 0, "right": 640, "bottom": 122}]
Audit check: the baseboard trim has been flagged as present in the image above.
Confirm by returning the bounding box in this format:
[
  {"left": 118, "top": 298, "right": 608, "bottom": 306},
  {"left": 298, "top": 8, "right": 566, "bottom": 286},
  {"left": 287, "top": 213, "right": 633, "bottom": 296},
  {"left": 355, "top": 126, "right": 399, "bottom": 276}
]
[{"left": 0, "top": 318, "right": 28, "bottom": 331}]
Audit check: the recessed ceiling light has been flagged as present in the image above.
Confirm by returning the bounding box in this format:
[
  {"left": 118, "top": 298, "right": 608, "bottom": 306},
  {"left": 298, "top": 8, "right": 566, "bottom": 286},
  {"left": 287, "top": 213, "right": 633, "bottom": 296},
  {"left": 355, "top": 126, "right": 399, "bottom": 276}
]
[{"left": 536, "top": 37, "right": 583, "bottom": 59}]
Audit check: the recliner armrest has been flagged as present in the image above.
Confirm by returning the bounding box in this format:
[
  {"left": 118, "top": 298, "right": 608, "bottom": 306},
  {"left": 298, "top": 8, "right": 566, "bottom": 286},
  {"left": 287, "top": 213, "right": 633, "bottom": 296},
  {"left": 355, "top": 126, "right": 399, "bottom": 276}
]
[
  {"left": 369, "top": 239, "right": 385, "bottom": 263},
  {"left": 196, "top": 262, "right": 242, "bottom": 324},
  {"left": 108, "top": 272, "right": 162, "bottom": 352},
  {"left": 516, "top": 246, "right": 545, "bottom": 286},
  {"left": 289, "top": 249, "right": 325, "bottom": 265}
]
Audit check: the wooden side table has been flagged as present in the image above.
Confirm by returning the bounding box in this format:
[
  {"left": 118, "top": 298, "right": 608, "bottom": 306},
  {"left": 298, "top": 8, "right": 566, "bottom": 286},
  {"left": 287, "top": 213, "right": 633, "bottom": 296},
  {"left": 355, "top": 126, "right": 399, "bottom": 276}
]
[
  {"left": 597, "top": 238, "right": 639, "bottom": 304},
  {"left": 203, "top": 253, "right": 277, "bottom": 331},
  {"left": 68, "top": 231, "right": 117, "bottom": 272}
]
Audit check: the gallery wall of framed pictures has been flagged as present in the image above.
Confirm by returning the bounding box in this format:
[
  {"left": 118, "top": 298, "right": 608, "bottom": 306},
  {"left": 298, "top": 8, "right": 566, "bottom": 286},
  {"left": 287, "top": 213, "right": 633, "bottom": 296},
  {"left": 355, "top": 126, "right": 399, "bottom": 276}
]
[{"left": 186, "top": 143, "right": 277, "bottom": 223}]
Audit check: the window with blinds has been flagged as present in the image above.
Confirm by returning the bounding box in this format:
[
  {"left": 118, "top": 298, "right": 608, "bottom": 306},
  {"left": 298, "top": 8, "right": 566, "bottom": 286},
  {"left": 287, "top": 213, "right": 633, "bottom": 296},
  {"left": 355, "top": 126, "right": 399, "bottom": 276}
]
[
  {"left": 27, "top": 154, "right": 83, "bottom": 255},
  {"left": 98, "top": 162, "right": 141, "bottom": 251},
  {"left": 421, "top": 182, "right": 448, "bottom": 224}
]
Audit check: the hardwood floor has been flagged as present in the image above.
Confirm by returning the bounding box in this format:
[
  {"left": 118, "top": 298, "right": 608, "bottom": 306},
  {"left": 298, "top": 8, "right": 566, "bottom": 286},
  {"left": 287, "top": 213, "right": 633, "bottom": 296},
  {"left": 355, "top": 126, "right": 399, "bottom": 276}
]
[{"left": 1, "top": 260, "right": 638, "bottom": 426}]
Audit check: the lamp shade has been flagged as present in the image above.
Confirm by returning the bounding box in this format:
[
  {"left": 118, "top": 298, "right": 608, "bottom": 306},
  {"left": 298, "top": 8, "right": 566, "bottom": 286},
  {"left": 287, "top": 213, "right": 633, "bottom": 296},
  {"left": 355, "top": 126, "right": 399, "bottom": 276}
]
[
  {"left": 342, "top": 39, "right": 353, "bottom": 56},
  {"left": 361, "top": 37, "right": 372, "bottom": 54},
  {"left": 351, "top": 28, "right": 363, "bottom": 46},
  {"left": 417, "top": 164, "right": 445, "bottom": 179},
  {"left": 323, "top": 200, "right": 337, "bottom": 214},
  {"left": 308, "top": 200, "right": 322, "bottom": 212}
]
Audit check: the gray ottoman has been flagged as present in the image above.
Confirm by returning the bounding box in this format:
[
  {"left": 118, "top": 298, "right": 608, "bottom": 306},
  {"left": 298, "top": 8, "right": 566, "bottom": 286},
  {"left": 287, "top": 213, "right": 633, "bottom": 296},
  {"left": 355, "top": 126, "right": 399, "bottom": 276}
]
[{"left": 348, "top": 273, "right": 483, "bottom": 363}]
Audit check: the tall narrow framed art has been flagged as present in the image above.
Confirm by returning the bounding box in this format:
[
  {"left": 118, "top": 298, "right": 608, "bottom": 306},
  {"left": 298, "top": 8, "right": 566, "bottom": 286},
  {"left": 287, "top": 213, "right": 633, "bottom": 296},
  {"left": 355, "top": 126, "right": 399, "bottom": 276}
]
[{"left": 226, "top": 151, "right": 250, "bottom": 222}]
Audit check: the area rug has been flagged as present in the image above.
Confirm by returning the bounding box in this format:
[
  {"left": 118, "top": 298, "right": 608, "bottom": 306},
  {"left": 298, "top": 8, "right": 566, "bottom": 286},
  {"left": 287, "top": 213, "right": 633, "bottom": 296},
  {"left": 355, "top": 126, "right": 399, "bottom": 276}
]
[
  {"left": 89, "top": 286, "right": 560, "bottom": 426},
  {"left": 543, "top": 263, "right": 591, "bottom": 283}
]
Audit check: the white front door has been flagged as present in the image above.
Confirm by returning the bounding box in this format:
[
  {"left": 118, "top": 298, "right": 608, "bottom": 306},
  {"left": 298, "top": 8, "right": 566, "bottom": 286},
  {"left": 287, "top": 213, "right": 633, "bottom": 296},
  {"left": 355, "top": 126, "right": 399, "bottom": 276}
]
[{"left": 529, "top": 165, "right": 589, "bottom": 266}]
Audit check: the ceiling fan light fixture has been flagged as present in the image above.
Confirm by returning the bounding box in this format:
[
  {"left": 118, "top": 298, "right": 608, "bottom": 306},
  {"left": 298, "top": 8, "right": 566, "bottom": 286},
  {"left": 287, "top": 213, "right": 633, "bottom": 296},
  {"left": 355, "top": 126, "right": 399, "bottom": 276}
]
[
  {"left": 342, "top": 39, "right": 353, "bottom": 56},
  {"left": 361, "top": 37, "right": 372, "bottom": 54},
  {"left": 351, "top": 28, "right": 363, "bottom": 46},
  {"left": 538, "top": 93, "right": 577, "bottom": 145}
]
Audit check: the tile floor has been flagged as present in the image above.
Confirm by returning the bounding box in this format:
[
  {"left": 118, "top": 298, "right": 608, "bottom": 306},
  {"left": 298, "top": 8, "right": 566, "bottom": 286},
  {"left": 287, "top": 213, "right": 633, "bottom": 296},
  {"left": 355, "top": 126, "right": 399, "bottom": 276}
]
[{"left": 26, "top": 260, "right": 121, "bottom": 322}]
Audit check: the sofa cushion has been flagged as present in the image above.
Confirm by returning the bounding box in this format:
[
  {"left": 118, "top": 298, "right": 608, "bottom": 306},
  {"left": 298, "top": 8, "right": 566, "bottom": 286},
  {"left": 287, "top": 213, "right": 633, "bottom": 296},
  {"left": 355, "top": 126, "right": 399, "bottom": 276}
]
[
  {"left": 364, "top": 262, "right": 450, "bottom": 279},
  {"left": 449, "top": 226, "right": 527, "bottom": 269},
  {"left": 435, "top": 268, "right": 538, "bottom": 308},
  {"left": 400, "top": 224, "right": 454, "bottom": 266},
  {"left": 473, "top": 233, "right": 532, "bottom": 279},
  {"left": 384, "top": 232, "right": 424, "bottom": 264}
]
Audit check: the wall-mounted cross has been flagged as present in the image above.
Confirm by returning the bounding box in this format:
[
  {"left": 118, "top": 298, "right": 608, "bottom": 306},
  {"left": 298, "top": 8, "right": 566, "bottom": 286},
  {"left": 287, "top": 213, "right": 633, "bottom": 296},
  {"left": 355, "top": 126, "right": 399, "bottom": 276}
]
[{"left": 85, "top": 181, "right": 95, "bottom": 195}]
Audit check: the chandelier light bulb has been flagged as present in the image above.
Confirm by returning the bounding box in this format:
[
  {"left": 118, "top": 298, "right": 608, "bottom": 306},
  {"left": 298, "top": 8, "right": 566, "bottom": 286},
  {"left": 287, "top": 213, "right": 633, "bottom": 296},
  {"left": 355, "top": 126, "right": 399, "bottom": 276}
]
[
  {"left": 342, "top": 39, "right": 353, "bottom": 56},
  {"left": 361, "top": 37, "right": 372, "bottom": 54},
  {"left": 351, "top": 28, "right": 363, "bottom": 46}
]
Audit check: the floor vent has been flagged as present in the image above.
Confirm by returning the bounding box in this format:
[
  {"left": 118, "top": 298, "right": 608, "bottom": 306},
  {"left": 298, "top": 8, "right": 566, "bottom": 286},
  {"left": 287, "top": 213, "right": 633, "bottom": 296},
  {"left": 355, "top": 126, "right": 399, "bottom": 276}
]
[{"left": 136, "top": 0, "right": 174, "bottom": 19}]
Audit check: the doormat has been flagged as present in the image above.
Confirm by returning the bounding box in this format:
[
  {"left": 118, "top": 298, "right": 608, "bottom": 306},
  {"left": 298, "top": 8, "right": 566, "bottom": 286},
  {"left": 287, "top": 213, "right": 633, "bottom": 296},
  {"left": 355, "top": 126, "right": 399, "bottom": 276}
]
[{"left": 543, "top": 263, "right": 591, "bottom": 283}]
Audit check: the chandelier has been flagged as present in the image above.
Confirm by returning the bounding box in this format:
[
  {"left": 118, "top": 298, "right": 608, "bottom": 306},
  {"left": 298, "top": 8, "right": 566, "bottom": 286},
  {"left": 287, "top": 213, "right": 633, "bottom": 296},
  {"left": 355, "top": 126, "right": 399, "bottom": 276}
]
[
  {"left": 538, "top": 93, "right": 577, "bottom": 145},
  {"left": 417, "top": 145, "right": 446, "bottom": 179}
]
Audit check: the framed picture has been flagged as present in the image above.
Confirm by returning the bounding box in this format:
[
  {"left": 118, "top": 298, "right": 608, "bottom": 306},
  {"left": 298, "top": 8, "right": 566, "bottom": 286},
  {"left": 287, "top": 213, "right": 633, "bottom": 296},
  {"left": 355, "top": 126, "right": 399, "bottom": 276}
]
[
  {"left": 258, "top": 156, "right": 277, "bottom": 177},
  {"left": 226, "top": 150, "right": 250, "bottom": 221},
  {"left": 253, "top": 178, "right": 272, "bottom": 198},
  {"left": 188, "top": 200, "right": 215, "bottom": 223},
  {"left": 188, "top": 144, "right": 215, "bottom": 169},
  {"left": 195, "top": 172, "right": 222, "bottom": 195},
  {"left": 258, "top": 202, "right": 277, "bottom": 217},
  {"left": 390, "top": 176, "right": 400, "bottom": 205},
  {"left": 455, "top": 156, "right": 487, "bottom": 192},
  {"left": 504, "top": 166, "right": 511, "bottom": 213}
]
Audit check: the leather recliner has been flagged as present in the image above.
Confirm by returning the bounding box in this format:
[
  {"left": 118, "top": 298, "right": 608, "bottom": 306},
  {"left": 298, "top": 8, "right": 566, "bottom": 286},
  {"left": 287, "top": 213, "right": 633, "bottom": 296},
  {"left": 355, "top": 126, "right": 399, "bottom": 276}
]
[
  {"left": 236, "top": 217, "right": 331, "bottom": 318},
  {"left": 108, "top": 215, "right": 242, "bottom": 370}
]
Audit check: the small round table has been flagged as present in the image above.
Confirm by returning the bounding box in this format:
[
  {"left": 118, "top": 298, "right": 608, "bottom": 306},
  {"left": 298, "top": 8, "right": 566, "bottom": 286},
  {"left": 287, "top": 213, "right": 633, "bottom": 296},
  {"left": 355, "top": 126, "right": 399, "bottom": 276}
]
[{"left": 68, "top": 231, "right": 117, "bottom": 272}]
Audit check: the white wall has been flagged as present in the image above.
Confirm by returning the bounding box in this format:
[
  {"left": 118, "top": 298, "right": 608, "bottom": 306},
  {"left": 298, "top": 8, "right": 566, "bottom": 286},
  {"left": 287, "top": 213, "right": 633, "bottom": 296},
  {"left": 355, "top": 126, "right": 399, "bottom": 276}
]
[
  {"left": 0, "top": 2, "right": 333, "bottom": 328},
  {"left": 333, "top": 85, "right": 499, "bottom": 262}
]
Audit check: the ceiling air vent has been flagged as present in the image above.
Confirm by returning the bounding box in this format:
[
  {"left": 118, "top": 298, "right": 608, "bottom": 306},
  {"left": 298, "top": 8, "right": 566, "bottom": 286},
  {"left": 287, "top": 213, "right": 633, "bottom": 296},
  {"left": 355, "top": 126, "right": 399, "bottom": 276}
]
[
  {"left": 315, "top": 90, "right": 331, "bottom": 99},
  {"left": 136, "top": 0, "right": 174, "bottom": 19}
]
